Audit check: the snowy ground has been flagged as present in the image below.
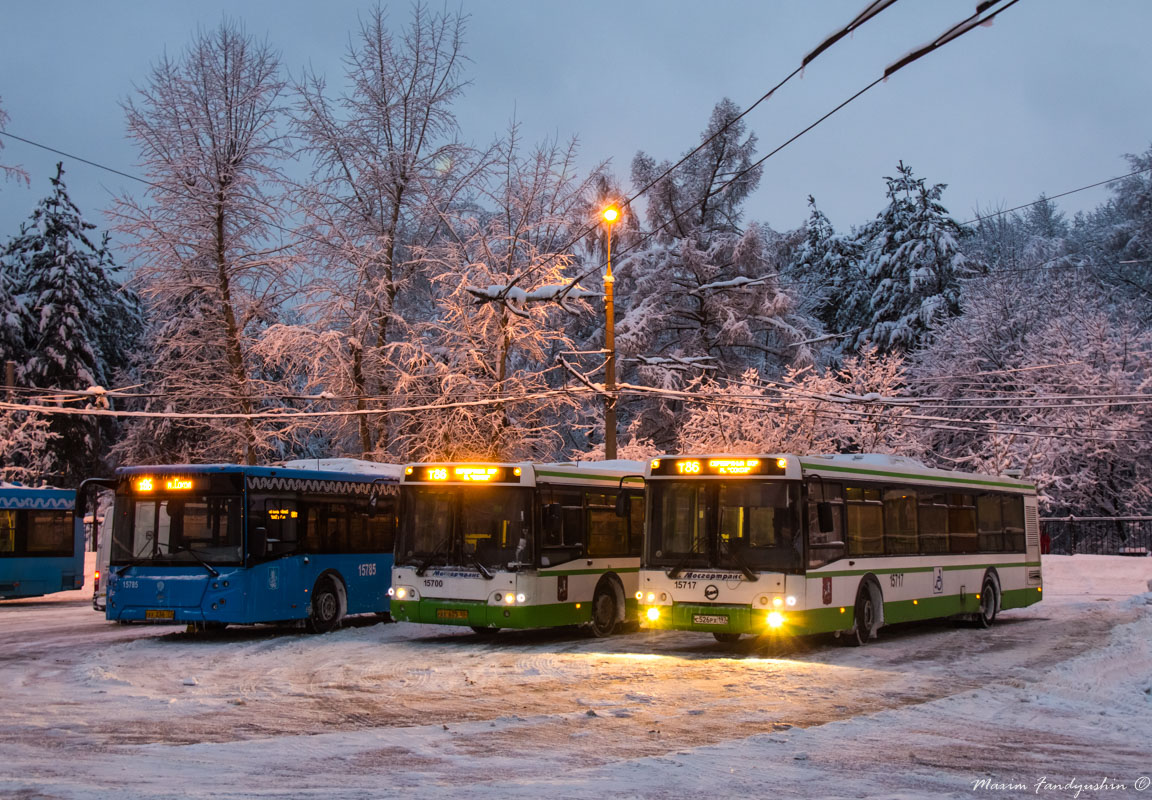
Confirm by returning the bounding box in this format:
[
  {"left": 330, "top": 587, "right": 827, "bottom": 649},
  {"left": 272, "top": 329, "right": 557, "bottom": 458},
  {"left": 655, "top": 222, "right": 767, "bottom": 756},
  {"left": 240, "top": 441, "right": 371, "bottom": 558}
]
[{"left": 1, "top": 556, "right": 1150, "bottom": 800}]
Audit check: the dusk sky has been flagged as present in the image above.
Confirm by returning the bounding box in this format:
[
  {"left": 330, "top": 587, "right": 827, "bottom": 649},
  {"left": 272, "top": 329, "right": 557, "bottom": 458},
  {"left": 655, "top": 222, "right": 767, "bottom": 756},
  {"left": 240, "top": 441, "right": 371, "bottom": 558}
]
[{"left": 2, "top": 0, "right": 1151, "bottom": 249}]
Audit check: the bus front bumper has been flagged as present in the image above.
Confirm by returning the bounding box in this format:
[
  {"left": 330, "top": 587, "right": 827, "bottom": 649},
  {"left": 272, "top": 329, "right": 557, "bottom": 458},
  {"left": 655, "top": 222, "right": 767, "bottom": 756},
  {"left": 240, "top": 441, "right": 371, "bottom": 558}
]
[
  {"left": 641, "top": 602, "right": 852, "bottom": 636},
  {"left": 392, "top": 597, "right": 590, "bottom": 629}
]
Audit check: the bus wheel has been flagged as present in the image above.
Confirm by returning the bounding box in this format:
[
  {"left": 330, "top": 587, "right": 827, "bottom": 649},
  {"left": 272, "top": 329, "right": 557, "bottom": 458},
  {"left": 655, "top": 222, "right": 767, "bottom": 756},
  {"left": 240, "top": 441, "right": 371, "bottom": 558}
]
[
  {"left": 470, "top": 626, "right": 500, "bottom": 636},
  {"left": 848, "top": 584, "right": 878, "bottom": 646},
  {"left": 976, "top": 576, "right": 999, "bottom": 629},
  {"left": 713, "top": 632, "right": 742, "bottom": 643},
  {"left": 307, "top": 578, "right": 343, "bottom": 634},
  {"left": 588, "top": 583, "right": 619, "bottom": 638}
]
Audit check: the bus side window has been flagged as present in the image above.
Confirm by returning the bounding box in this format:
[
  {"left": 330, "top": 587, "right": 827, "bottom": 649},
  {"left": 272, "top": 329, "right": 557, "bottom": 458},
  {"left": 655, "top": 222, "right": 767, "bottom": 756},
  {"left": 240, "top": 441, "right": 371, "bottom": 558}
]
[
  {"left": 1002, "top": 496, "right": 1026, "bottom": 552},
  {"left": 541, "top": 490, "right": 584, "bottom": 562},
  {"left": 845, "top": 486, "right": 883, "bottom": 556},
  {"left": 808, "top": 482, "right": 845, "bottom": 568},
  {"left": 977, "top": 493, "right": 1004, "bottom": 552},
  {"left": 919, "top": 494, "right": 949, "bottom": 553},
  {"left": 883, "top": 489, "right": 918, "bottom": 555},
  {"left": 326, "top": 504, "right": 349, "bottom": 553},
  {"left": 948, "top": 494, "right": 978, "bottom": 553},
  {"left": 0, "top": 510, "right": 15, "bottom": 553},
  {"left": 628, "top": 491, "right": 645, "bottom": 556},
  {"left": 27, "top": 511, "right": 73, "bottom": 555},
  {"left": 366, "top": 510, "right": 395, "bottom": 553},
  {"left": 587, "top": 492, "right": 628, "bottom": 557}
]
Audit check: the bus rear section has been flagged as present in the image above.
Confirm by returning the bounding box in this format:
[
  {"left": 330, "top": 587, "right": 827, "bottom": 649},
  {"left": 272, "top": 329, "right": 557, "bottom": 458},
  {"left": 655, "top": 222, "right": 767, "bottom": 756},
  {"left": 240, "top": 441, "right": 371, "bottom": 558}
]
[
  {"left": 104, "top": 462, "right": 399, "bottom": 631},
  {"left": 391, "top": 462, "right": 645, "bottom": 636},
  {"left": 0, "top": 485, "right": 83, "bottom": 600}
]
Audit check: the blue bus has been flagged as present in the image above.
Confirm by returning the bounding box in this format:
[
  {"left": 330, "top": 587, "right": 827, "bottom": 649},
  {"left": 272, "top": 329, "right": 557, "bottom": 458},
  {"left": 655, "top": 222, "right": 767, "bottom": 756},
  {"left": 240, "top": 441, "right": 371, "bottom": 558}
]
[
  {"left": 103, "top": 462, "right": 400, "bottom": 632},
  {"left": 0, "top": 484, "right": 84, "bottom": 600}
]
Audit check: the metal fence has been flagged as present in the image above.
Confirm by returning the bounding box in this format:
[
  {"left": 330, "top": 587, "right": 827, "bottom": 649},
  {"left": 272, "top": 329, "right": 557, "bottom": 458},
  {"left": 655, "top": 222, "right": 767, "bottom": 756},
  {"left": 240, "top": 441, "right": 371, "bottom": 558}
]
[{"left": 1040, "top": 516, "right": 1152, "bottom": 556}]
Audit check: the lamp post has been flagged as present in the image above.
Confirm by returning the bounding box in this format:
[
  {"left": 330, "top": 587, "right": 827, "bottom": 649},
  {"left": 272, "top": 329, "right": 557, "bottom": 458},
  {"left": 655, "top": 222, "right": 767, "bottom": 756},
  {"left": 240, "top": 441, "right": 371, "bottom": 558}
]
[{"left": 602, "top": 205, "right": 619, "bottom": 460}]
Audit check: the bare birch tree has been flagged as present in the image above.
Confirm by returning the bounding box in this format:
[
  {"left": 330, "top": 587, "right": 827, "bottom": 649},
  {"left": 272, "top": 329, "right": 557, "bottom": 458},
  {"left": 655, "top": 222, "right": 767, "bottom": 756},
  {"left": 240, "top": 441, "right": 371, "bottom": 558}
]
[
  {"left": 285, "top": 4, "right": 482, "bottom": 457},
  {"left": 112, "top": 20, "right": 292, "bottom": 464}
]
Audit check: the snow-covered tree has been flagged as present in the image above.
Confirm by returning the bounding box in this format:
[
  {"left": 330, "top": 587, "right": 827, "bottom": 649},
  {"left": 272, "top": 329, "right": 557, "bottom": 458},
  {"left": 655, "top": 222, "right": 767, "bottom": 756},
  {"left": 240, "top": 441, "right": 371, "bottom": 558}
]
[
  {"left": 288, "top": 4, "right": 481, "bottom": 457},
  {"left": 841, "top": 162, "right": 969, "bottom": 354},
  {"left": 0, "top": 97, "right": 30, "bottom": 187},
  {"left": 112, "top": 20, "right": 292, "bottom": 465},
  {"left": 675, "top": 348, "right": 924, "bottom": 457},
  {"left": 1, "top": 163, "right": 140, "bottom": 483},
  {"left": 787, "top": 195, "right": 863, "bottom": 339},
  {"left": 398, "top": 129, "right": 600, "bottom": 460},
  {"left": 915, "top": 268, "right": 1151, "bottom": 515},
  {"left": 615, "top": 100, "right": 817, "bottom": 447}
]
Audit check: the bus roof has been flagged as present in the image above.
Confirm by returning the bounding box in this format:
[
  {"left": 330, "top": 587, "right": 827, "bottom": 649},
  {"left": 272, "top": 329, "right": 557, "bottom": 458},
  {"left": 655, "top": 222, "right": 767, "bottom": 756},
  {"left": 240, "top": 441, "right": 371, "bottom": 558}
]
[
  {"left": 115, "top": 461, "right": 402, "bottom": 485},
  {"left": 647, "top": 453, "right": 1035, "bottom": 492},
  {"left": 0, "top": 485, "right": 75, "bottom": 510}
]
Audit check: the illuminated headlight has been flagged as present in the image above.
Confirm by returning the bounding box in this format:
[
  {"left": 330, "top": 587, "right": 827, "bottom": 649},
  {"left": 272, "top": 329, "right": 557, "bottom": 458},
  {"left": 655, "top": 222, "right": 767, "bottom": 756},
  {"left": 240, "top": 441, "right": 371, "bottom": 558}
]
[
  {"left": 646, "top": 607, "right": 661, "bottom": 621},
  {"left": 395, "top": 587, "right": 418, "bottom": 601},
  {"left": 646, "top": 592, "right": 656, "bottom": 603},
  {"left": 766, "top": 611, "right": 785, "bottom": 628},
  {"left": 504, "top": 594, "right": 515, "bottom": 605},
  {"left": 785, "top": 595, "right": 797, "bottom": 607},
  {"left": 772, "top": 596, "right": 783, "bottom": 608},
  {"left": 387, "top": 587, "right": 395, "bottom": 597},
  {"left": 395, "top": 587, "right": 407, "bottom": 600},
  {"left": 515, "top": 593, "right": 526, "bottom": 603},
  {"left": 635, "top": 591, "right": 643, "bottom": 601}
]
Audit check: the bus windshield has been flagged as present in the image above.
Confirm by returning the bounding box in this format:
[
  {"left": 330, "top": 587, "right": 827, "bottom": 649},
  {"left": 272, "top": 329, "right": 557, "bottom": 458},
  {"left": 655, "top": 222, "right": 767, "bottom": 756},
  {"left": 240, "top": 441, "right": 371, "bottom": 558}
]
[
  {"left": 111, "top": 494, "right": 242, "bottom": 566},
  {"left": 397, "top": 486, "right": 531, "bottom": 570},
  {"left": 647, "top": 480, "right": 803, "bottom": 574}
]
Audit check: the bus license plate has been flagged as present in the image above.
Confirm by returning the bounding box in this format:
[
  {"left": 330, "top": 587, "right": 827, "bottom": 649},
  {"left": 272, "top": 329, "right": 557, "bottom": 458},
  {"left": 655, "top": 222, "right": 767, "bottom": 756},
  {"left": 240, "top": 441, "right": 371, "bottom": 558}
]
[
  {"left": 146, "top": 609, "right": 174, "bottom": 620},
  {"left": 436, "top": 609, "right": 469, "bottom": 620},
  {"left": 693, "top": 614, "right": 728, "bottom": 625}
]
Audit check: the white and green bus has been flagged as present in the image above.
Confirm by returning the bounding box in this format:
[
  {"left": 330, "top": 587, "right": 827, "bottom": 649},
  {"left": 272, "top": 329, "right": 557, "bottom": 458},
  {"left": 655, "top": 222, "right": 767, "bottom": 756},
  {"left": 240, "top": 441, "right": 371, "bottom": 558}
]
[
  {"left": 638, "top": 454, "right": 1042, "bottom": 644},
  {"left": 390, "top": 461, "right": 646, "bottom": 636}
]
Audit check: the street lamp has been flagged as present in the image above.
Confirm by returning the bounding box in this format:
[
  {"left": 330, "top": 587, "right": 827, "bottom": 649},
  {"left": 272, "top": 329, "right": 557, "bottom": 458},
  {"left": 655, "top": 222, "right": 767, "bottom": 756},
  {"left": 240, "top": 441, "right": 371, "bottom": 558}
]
[{"left": 602, "top": 205, "right": 619, "bottom": 460}]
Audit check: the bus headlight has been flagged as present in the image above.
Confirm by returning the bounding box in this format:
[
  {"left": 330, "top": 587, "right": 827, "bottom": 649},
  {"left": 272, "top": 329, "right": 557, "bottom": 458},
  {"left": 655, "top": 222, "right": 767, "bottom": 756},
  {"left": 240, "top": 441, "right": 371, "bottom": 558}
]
[
  {"left": 772, "top": 596, "right": 783, "bottom": 607},
  {"left": 646, "top": 592, "right": 656, "bottom": 603},
  {"left": 766, "top": 611, "right": 785, "bottom": 628},
  {"left": 785, "top": 595, "right": 797, "bottom": 607},
  {"left": 646, "top": 607, "right": 661, "bottom": 621},
  {"left": 395, "top": 588, "right": 407, "bottom": 600},
  {"left": 515, "top": 593, "right": 526, "bottom": 603},
  {"left": 504, "top": 594, "right": 515, "bottom": 605},
  {"left": 395, "top": 587, "right": 418, "bottom": 601}
]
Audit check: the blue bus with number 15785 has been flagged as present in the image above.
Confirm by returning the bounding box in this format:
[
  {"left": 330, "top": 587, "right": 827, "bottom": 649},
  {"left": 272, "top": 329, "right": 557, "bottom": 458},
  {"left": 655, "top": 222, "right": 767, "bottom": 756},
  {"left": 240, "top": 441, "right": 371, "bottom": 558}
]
[{"left": 103, "top": 461, "right": 400, "bottom": 631}]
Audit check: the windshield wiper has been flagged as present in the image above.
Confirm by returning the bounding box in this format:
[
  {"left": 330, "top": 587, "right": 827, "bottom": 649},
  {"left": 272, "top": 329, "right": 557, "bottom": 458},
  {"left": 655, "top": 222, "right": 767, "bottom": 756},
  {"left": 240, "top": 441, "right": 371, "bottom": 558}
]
[
  {"left": 467, "top": 551, "right": 494, "bottom": 580},
  {"left": 666, "top": 554, "right": 698, "bottom": 579},
  {"left": 115, "top": 558, "right": 148, "bottom": 577},
  {"left": 175, "top": 546, "right": 220, "bottom": 577},
  {"left": 415, "top": 535, "right": 453, "bottom": 576},
  {"left": 723, "top": 546, "right": 759, "bottom": 582}
]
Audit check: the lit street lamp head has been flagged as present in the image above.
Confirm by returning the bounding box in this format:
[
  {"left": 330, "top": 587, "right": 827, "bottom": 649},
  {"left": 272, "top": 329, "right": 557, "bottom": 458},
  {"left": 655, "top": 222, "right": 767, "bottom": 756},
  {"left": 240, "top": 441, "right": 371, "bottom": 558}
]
[{"left": 602, "top": 206, "right": 619, "bottom": 223}]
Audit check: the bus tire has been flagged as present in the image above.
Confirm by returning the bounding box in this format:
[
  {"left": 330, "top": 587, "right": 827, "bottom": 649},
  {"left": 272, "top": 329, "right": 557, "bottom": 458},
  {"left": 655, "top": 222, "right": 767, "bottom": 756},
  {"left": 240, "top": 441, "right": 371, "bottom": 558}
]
[
  {"left": 307, "top": 577, "right": 343, "bottom": 634},
  {"left": 588, "top": 579, "right": 621, "bottom": 638},
  {"left": 976, "top": 574, "right": 999, "bottom": 629},
  {"left": 848, "top": 582, "right": 880, "bottom": 646},
  {"left": 713, "top": 632, "right": 742, "bottom": 643}
]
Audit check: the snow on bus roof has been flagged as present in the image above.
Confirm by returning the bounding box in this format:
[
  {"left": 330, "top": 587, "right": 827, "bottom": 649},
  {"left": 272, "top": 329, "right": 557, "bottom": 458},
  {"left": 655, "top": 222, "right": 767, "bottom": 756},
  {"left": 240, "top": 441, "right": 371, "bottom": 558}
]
[{"left": 279, "top": 458, "right": 405, "bottom": 479}]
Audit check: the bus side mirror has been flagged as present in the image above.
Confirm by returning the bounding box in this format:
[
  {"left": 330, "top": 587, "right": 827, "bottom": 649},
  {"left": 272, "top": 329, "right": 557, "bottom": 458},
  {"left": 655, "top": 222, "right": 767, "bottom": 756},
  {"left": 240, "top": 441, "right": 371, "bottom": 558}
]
[
  {"left": 615, "top": 494, "right": 630, "bottom": 518},
  {"left": 249, "top": 527, "right": 268, "bottom": 559},
  {"left": 817, "top": 502, "right": 834, "bottom": 534}
]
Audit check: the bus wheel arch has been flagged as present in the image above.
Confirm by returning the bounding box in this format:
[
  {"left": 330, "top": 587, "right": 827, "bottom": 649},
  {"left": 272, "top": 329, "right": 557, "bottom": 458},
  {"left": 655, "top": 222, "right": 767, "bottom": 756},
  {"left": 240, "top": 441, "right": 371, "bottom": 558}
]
[
  {"left": 588, "top": 574, "right": 625, "bottom": 638},
  {"left": 307, "top": 571, "right": 346, "bottom": 634},
  {"left": 976, "top": 569, "right": 1001, "bottom": 628},
  {"left": 848, "top": 576, "right": 883, "bottom": 646}
]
